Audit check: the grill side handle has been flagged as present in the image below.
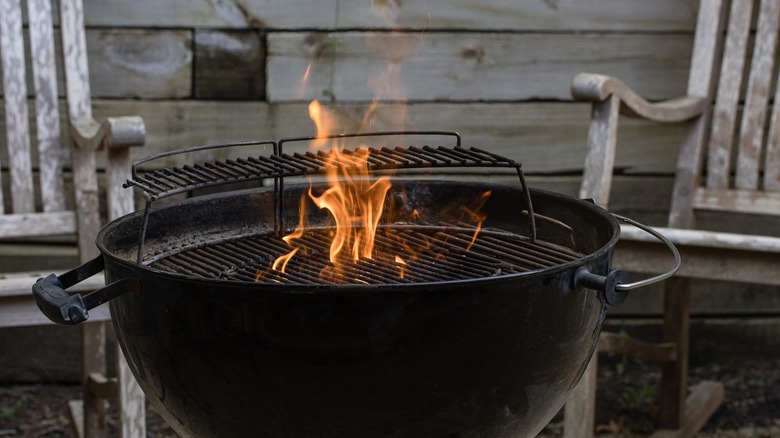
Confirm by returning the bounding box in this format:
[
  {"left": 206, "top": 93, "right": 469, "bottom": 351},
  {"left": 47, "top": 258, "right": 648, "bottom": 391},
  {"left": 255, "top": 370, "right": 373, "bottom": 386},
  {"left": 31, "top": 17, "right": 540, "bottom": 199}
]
[
  {"left": 32, "top": 256, "right": 140, "bottom": 325},
  {"left": 573, "top": 214, "right": 681, "bottom": 306}
]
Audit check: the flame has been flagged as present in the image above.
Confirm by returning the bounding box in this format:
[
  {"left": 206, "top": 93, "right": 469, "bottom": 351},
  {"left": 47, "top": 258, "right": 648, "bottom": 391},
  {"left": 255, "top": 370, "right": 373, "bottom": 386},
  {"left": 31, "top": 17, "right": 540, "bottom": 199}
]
[
  {"left": 308, "top": 154, "right": 392, "bottom": 264},
  {"left": 270, "top": 100, "right": 392, "bottom": 281},
  {"left": 272, "top": 195, "right": 308, "bottom": 273},
  {"left": 462, "top": 190, "right": 491, "bottom": 251},
  {"left": 309, "top": 101, "right": 392, "bottom": 270},
  {"left": 395, "top": 255, "right": 407, "bottom": 279},
  {"left": 265, "top": 101, "right": 495, "bottom": 282},
  {"left": 260, "top": 8, "right": 495, "bottom": 283}
]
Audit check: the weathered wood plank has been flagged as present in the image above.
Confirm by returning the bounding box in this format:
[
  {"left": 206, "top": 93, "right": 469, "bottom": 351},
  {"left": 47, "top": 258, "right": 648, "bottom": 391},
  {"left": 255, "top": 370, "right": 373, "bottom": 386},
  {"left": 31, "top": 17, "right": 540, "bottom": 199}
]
[
  {"left": 0, "top": 29, "right": 193, "bottom": 99},
  {"left": 194, "top": 29, "right": 265, "bottom": 100},
  {"left": 706, "top": 0, "right": 752, "bottom": 190},
  {"left": 572, "top": 73, "right": 707, "bottom": 123},
  {"left": 0, "top": 99, "right": 684, "bottom": 175},
  {"left": 668, "top": 0, "right": 726, "bottom": 229},
  {"left": 764, "top": 68, "right": 780, "bottom": 191},
  {"left": 83, "top": 0, "right": 338, "bottom": 29},
  {"left": 83, "top": 100, "right": 686, "bottom": 175},
  {"left": 0, "top": 270, "right": 103, "bottom": 298},
  {"left": 578, "top": 95, "right": 620, "bottom": 206},
  {"left": 651, "top": 382, "right": 725, "bottom": 438},
  {"left": 0, "top": 242, "right": 78, "bottom": 274},
  {"left": 60, "top": 4, "right": 109, "bottom": 434},
  {"left": 0, "top": 0, "right": 35, "bottom": 214},
  {"left": 336, "top": 0, "right": 698, "bottom": 31},
  {"left": 81, "top": 0, "right": 697, "bottom": 31},
  {"left": 693, "top": 187, "right": 780, "bottom": 216},
  {"left": 0, "top": 291, "right": 111, "bottom": 327},
  {"left": 28, "top": 0, "right": 66, "bottom": 213},
  {"left": 0, "top": 29, "right": 692, "bottom": 102},
  {"left": 60, "top": 0, "right": 91, "bottom": 120},
  {"left": 736, "top": 0, "right": 780, "bottom": 190},
  {"left": 0, "top": 211, "right": 76, "bottom": 239},
  {"left": 563, "top": 353, "right": 596, "bottom": 438},
  {"left": 267, "top": 32, "right": 692, "bottom": 102},
  {"left": 87, "top": 29, "right": 192, "bottom": 99},
  {"left": 762, "top": 0, "right": 780, "bottom": 190},
  {"left": 613, "top": 237, "right": 780, "bottom": 287}
]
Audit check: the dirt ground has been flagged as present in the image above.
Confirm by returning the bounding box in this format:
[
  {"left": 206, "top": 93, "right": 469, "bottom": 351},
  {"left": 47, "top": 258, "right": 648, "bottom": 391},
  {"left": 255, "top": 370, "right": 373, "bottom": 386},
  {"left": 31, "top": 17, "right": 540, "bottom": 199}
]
[{"left": 0, "top": 358, "right": 778, "bottom": 437}]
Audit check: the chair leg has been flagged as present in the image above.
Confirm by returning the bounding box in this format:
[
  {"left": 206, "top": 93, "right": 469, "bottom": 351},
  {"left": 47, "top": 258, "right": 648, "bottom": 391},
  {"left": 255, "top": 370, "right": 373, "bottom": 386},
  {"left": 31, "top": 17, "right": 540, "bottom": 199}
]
[
  {"left": 655, "top": 277, "right": 725, "bottom": 438},
  {"left": 563, "top": 353, "right": 598, "bottom": 438},
  {"left": 658, "top": 276, "right": 691, "bottom": 429},
  {"left": 117, "top": 348, "right": 146, "bottom": 437},
  {"left": 81, "top": 321, "right": 109, "bottom": 438}
]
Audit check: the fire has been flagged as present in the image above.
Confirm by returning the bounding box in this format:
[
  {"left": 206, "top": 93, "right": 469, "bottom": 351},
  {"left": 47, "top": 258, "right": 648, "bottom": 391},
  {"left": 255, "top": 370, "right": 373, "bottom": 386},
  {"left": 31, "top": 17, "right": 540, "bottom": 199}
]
[
  {"left": 270, "top": 101, "right": 393, "bottom": 279},
  {"left": 271, "top": 195, "right": 307, "bottom": 272},
  {"left": 266, "top": 101, "right": 495, "bottom": 282},
  {"left": 261, "top": 5, "right": 494, "bottom": 282},
  {"left": 462, "top": 190, "right": 492, "bottom": 251},
  {"left": 257, "top": 101, "right": 491, "bottom": 282},
  {"left": 308, "top": 101, "right": 393, "bottom": 274}
]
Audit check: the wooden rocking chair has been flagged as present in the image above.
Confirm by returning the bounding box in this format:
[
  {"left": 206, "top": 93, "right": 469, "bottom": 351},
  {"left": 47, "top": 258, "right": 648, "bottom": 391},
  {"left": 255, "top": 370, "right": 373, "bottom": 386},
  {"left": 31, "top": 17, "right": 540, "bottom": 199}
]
[
  {"left": 564, "top": 0, "right": 780, "bottom": 436},
  {"left": 0, "top": 0, "right": 145, "bottom": 436}
]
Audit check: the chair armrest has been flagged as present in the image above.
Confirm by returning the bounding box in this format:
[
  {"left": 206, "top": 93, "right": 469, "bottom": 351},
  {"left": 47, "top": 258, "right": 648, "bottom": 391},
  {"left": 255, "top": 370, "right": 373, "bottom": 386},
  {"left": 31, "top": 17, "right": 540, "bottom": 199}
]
[
  {"left": 616, "top": 225, "right": 780, "bottom": 285},
  {"left": 572, "top": 73, "right": 707, "bottom": 123},
  {"left": 70, "top": 117, "right": 104, "bottom": 150},
  {"left": 620, "top": 224, "right": 780, "bottom": 253},
  {"left": 69, "top": 116, "right": 145, "bottom": 150},
  {"left": 104, "top": 116, "right": 145, "bottom": 149}
]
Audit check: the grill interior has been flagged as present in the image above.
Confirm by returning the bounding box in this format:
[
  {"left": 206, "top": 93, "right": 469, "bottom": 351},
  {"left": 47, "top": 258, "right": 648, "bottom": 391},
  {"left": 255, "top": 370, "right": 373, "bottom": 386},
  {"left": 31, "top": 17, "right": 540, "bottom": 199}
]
[
  {"left": 124, "top": 133, "right": 537, "bottom": 263},
  {"left": 121, "top": 133, "right": 593, "bottom": 285},
  {"left": 145, "top": 223, "right": 583, "bottom": 285}
]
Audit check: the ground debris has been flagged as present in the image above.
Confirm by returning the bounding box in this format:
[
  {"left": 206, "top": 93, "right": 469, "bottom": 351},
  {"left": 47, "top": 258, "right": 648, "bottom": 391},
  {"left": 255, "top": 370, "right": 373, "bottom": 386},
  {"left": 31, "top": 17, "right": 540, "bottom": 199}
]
[
  {"left": 541, "top": 359, "right": 780, "bottom": 437},
  {"left": 1, "top": 359, "right": 778, "bottom": 437}
]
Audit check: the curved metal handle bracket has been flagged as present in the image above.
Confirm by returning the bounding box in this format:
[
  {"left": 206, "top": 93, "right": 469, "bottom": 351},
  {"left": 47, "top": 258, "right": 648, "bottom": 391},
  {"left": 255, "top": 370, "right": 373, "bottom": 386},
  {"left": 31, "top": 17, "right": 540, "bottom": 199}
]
[
  {"left": 572, "top": 214, "right": 681, "bottom": 307},
  {"left": 612, "top": 214, "right": 681, "bottom": 291}
]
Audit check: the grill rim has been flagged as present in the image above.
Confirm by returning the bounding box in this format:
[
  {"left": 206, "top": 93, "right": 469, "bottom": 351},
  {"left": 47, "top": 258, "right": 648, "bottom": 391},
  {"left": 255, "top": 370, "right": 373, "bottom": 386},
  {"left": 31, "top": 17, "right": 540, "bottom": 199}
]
[{"left": 96, "top": 184, "right": 621, "bottom": 293}]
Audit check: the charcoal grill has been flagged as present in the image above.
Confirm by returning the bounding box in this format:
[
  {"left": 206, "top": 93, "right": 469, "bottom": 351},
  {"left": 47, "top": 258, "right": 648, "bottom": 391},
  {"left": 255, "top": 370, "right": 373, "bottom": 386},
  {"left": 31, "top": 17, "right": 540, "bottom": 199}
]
[{"left": 33, "top": 132, "right": 679, "bottom": 438}]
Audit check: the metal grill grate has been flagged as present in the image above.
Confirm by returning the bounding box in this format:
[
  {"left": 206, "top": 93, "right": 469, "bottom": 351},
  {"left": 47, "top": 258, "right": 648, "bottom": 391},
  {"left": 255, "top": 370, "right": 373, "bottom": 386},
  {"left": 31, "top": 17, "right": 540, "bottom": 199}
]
[
  {"left": 124, "top": 132, "right": 537, "bottom": 264},
  {"left": 146, "top": 224, "right": 583, "bottom": 285},
  {"left": 126, "top": 143, "right": 522, "bottom": 201}
]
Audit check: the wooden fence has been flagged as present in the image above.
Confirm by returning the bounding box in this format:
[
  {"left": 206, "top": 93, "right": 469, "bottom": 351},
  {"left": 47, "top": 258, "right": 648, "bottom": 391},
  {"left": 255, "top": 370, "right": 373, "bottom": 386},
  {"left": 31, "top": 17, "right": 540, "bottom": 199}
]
[{"left": 3, "top": 0, "right": 780, "bottom": 326}]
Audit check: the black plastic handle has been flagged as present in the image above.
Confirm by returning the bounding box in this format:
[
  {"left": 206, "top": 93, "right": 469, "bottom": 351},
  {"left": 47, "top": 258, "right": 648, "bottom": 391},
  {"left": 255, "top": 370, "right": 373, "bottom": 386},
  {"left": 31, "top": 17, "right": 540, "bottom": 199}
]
[
  {"left": 32, "top": 256, "right": 139, "bottom": 325},
  {"left": 573, "top": 267, "right": 631, "bottom": 306}
]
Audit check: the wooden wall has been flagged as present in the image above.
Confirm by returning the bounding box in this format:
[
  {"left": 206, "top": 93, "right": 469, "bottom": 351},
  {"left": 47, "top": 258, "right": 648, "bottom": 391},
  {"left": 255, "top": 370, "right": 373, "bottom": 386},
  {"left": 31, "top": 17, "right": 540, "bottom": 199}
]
[
  {"left": 73, "top": 0, "right": 697, "bottom": 176},
  {"left": 5, "top": 0, "right": 780, "bottom": 318}
]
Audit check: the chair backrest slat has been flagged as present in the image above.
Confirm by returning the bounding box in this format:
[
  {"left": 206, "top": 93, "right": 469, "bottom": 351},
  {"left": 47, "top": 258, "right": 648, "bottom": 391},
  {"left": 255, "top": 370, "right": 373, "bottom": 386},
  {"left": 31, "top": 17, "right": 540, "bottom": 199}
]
[
  {"left": 706, "top": 0, "right": 754, "bottom": 190},
  {"left": 767, "top": 82, "right": 780, "bottom": 191},
  {"left": 765, "top": 0, "right": 780, "bottom": 192},
  {"left": 60, "top": 0, "right": 92, "bottom": 120},
  {"left": 28, "top": 0, "right": 65, "bottom": 212},
  {"left": 686, "top": 0, "right": 726, "bottom": 99},
  {"left": 736, "top": 0, "right": 780, "bottom": 190},
  {"left": 0, "top": 0, "right": 35, "bottom": 214}
]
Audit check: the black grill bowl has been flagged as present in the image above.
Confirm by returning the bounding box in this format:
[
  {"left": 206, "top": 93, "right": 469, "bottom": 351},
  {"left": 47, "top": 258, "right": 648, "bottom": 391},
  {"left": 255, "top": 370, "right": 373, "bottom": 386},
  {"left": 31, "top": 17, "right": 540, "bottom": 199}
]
[{"left": 99, "top": 180, "right": 618, "bottom": 438}]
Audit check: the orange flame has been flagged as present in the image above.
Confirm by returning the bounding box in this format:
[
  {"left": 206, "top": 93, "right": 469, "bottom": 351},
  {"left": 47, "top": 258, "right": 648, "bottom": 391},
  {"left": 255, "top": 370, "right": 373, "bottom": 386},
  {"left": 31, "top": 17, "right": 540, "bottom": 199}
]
[
  {"left": 462, "top": 190, "right": 491, "bottom": 251},
  {"left": 270, "top": 100, "right": 392, "bottom": 280},
  {"left": 272, "top": 195, "right": 308, "bottom": 273},
  {"left": 261, "top": 17, "right": 496, "bottom": 282}
]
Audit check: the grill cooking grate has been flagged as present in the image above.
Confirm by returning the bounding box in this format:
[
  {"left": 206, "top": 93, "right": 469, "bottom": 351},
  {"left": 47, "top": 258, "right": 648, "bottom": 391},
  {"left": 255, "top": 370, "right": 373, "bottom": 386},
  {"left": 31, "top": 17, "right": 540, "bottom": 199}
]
[
  {"left": 126, "top": 135, "right": 520, "bottom": 201},
  {"left": 146, "top": 224, "right": 583, "bottom": 285},
  {"left": 124, "top": 132, "right": 537, "bottom": 265}
]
